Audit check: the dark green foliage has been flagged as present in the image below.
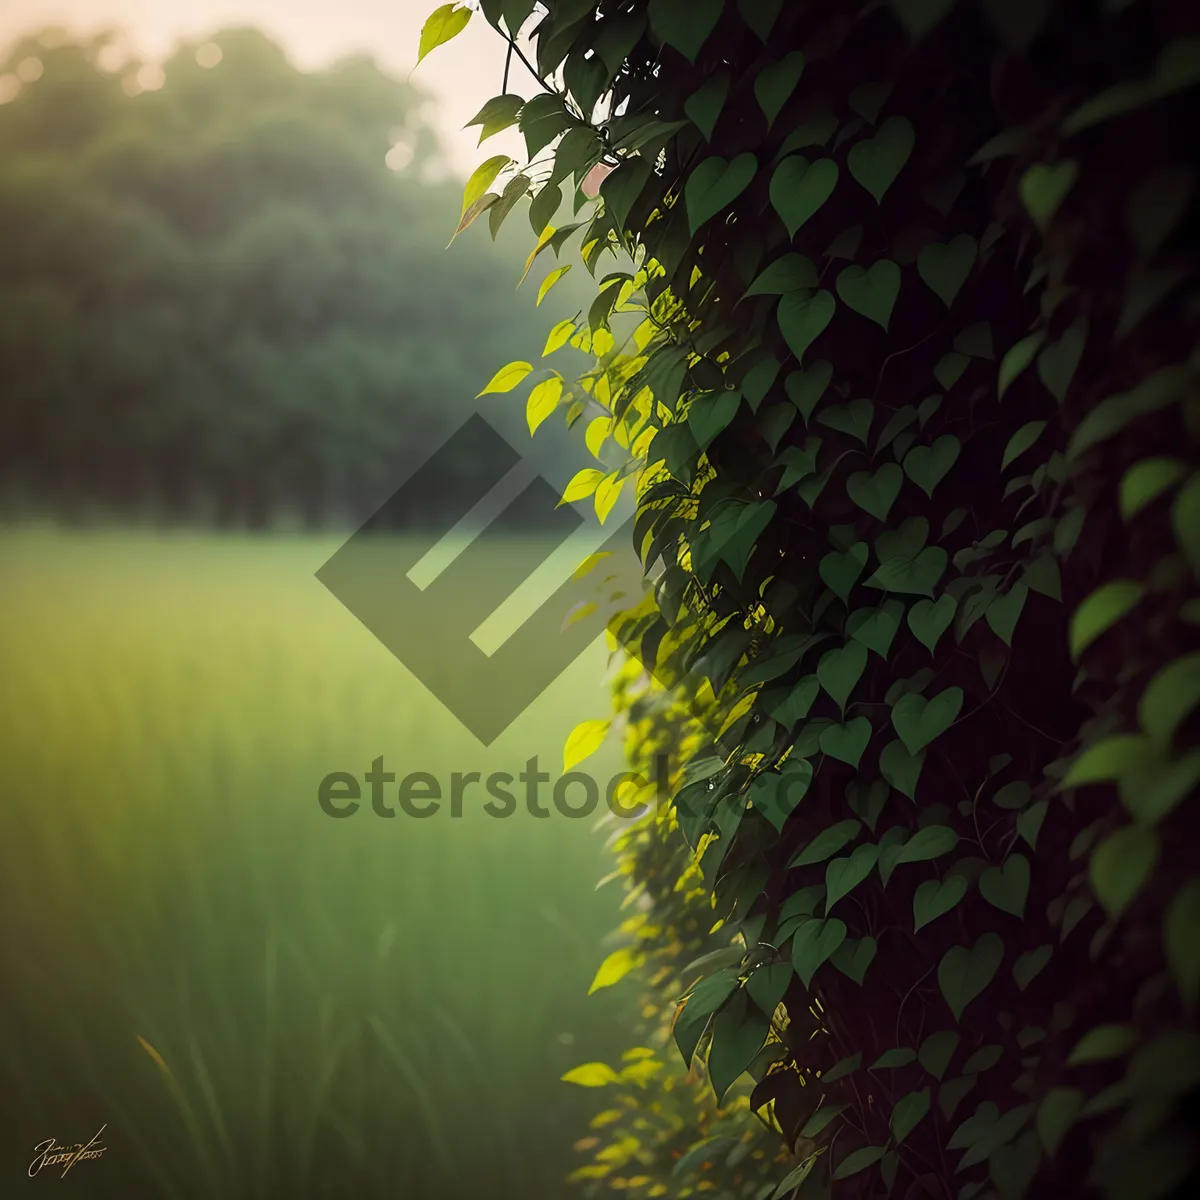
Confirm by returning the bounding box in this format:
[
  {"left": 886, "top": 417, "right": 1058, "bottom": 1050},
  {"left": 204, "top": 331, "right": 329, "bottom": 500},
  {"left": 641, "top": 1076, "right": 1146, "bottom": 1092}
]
[{"left": 441, "top": 0, "right": 1199, "bottom": 1197}]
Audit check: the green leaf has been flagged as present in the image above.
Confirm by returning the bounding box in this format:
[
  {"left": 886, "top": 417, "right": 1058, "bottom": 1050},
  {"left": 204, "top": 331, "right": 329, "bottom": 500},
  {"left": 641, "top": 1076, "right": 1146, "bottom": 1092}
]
[
  {"left": 1037, "top": 1088, "right": 1084, "bottom": 1157},
  {"left": 919, "top": 1031, "right": 960, "bottom": 1080},
  {"left": 819, "top": 718, "right": 873, "bottom": 768},
  {"left": 746, "top": 254, "right": 819, "bottom": 297},
  {"left": 904, "top": 436, "right": 961, "bottom": 497},
  {"left": 418, "top": 4, "right": 472, "bottom": 64},
  {"left": 1068, "top": 364, "right": 1189, "bottom": 460},
  {"left": 684, "top": 73, "right": 731, "bottom": 141},
  {"left": 465, "top": 92, "right": 524, "bottom": 143},
  {"left": 648, "top": 0, "right": 722, "bottom": 62},
  {"left": 892, "top": 687, "right": 963, "bottom": 755},
  {"left": 934, "top": 352, "right": 970, "bottom": 390},
  {"left": 785, "top": 361, "right": 833, "bottom": 420},
  {"left": 519, "top": 94, "right": 572, "bottom": 159},
  {"left": 778, "top": 290, "right": 836, "bottom": 362},
  {"left": 979, "top": 854, "right": 1031, "bottom": 918},
  {"left": 817, "top": 642, "right": 868, "bottom": 711},
  {"left": 817, "top": 397, "right": 873, "bottom": 444},
  {"left": 750, "top": 762, "right": 812, "bottom": 832},
  {"left": 747, "top": 961, "right": 792, "bottom": 1016},
  {"left": 1165, "top": 880, "right": 1200, "bottom": 1006},
  {"left": 866, "top": 546, "right": 947, "bottom": 597},
  {"left": 769, "top": 1156, "right": 819, "bottom": 1199},
  {"left": 847, "top": 116, "right": 915, "bottom": 203},
  {"left": 891, "top": 0, "right": 957, "bottom": 39},
  {"left": 846, "top": 464, "right": 903, "bottom": 522},
  {"left": 789, "top": 819, "right": 861, "bottom": 869},
  {"left": 848, "top": 80, "right": 894, "bottom": 124},
  {"left": 892, "top": 1088, "right": 932, "bottom": 1143},
  {"left": 1017, "top": 800, "right": 1049, "bottom": 849},
  {"left": 880, "top": 739, "right": 925, "bottom": 799},
  {"left": 1002, "top": 421, "right": 1048, "bottom": 470},
  {"left": 836, "top": 260, "right": 901, "bottom": 330},
  {"left": 826, "top": 845, "right": 880, "bottom": 912},
  {"left": 461, "top": 154, "right": 513, "bottom": 219},
  {"left": 896, "top": 824, "right": 959, "bottom": 865},
  {"left": 939, "top": 933, "right": 1004, "bottom": 1021},
  {"left": 830, "top": 934, "right": 878, "bottom": 986},
  {"left": 1140, "top": 654, "right": 1200, "bottom": 750},
  {"left": 792, "top": 917, "right": 847, "bottom": 987},
  {"left": 1090, "top": 825, "right": 1157, "bottom": 917},
  {"left": 1060, "top": 733, "right": 1156, "bottom": 789},
  {"left": 671, "top": 1135, "right": 739, "bottom": 1181},
  {"left": 599, "top": 157, "right": 651, "bottom": 233},
  {"left": 917, "top": 234, "right": 977, "bottom": 307},
  {"left": 739, "top": 0, "right": 783, "bottom": 41},
  {"left": 914, "top": 875, "right": 968, "bottom": 931},
  {"left": 1019, "top": 161, "right": 1078, "bottom": 230},
  {"left": 708, "top": 1004, "right": 770, "bottom": 1103},
  {"left": 755, "top": 51, "right": 805, "bottom": 127},
  {"left": 847, "top": 599, "right": 904, "bottom": 659},
  {"left": 819, "top": 542, "right": 869, "bottom": 604},
  {"left": 908, "top": 595, "right": 957, "bottom": 654},
  {"left": 873, "top": 1047, "right": 917, "bottom": 1069},
  {"left": 1067, "top": 1024, "right": 1137, "bottom": 1066},
  {"left": 1070, "top": 580, "right": 1144, "bottom": 660},
  {"left": 686, "top": 153, "right": 758, "bottom": 235},
  {"left": 998, "top": 332, "right": 1045, "bottom": 399},
  {"left": 562, "top": 1061, "right": 620, "bottom": 1086},
  {"left": 770, "top": 157, "right": 839, "bottom": 238},
  {"left": 834, "top": 1145, "right": 886, "bottom": 1180},
  {"left": 1120, "top": 458, "right": 1187, "bottom": 521},
  {"left": 1176, "top": 472, "right": 1200, "bottom": 577},
  {"left": 688, "top": 390, "right": 742, "bottom": 451},
  {"left": 478, "top": 360, "right": 532, "bottom": 396},
  {"left": 1037, "top": 317, "right": 1088, "bottom": 403},
  {"left": 985, "top": 583, "right": 1028, "bottom": 647}
]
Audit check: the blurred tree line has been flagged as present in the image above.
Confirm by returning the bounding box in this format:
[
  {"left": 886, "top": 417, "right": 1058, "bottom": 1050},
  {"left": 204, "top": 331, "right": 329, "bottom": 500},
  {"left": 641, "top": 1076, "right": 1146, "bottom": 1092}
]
[{"left": 0, "top": 28, "right": 573, "bottom": 528}]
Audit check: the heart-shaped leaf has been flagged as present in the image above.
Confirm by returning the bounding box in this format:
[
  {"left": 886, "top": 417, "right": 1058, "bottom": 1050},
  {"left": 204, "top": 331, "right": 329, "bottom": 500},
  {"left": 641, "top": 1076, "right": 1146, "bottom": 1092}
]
[
  {"left": 785, "top": 361, "right": 833, "bottom": 421},
  {"left": 755, "top": 50, "right": 805, "bottom": 127},
  {"left": 847, "top": 778, "right": 890, "bottom": 831},
  {"left": 892, "top": 1088, "right": 932, "bottom": 1143},
  {"left": 817, "top": 641, "right": 869, "bottom": 711},
  {"left": 847, "top": 599, "right": 904, "bottom": 659},
  {"left": 985, "top": 583, "right": 1028, "bottom": 647},
  {"left": 939, "top": 933, "right": 1004, "bottom": 1021},
  {"left": 914, "top": 875, "right": 968, "bottom": 931},
  {"left": 686, "top": 153, "right": 758, "bottom": 234},
  {"left": 746, "top": 253, "right": 819, "bottom": 297},
  {"left": 876, "top": 517, "right": 929, "bottom": 563},
  {"left": 792, "top": 917, "right": 847, "bottom": 987},
  {"left": 688, "top": 390, "right": 742, "bottom": 450},
  {"left": 892, "top": 687, "right": 964, "bottom": 754},
  {"left": 778, "top": 290, "right": 836, "bottom": 361},
  {"left": 847, "top": 463, "right": 903, "bottom": 521},
  {"left": 837, "top": 260, "right": 902, "bottom": 330},
  {"left": 708, "top": 1002, "right": 770, "bottom": 1104},
  {"left": 820, "top": 717, "right": 873, "bottom": 768},
  {"left": 918, "top": 1030, "right": 960, "bottom": 1080},
  {"left": 750, "top": 762, "right": 813, "bottom": 832},
  {"left": 830, "top": 935, "right": 878, "bottom": 984},
  {"left": 648, "top": 0, "right": 722, "bottom": 62},
  {"left": 979, "top": 853, "right": 1030, "bottom": 917},
  {"left": 826, "top": 845, "right": 880, "bottom": 913},
  {"left": 1019, "top": 160, "right": 1078, "bottom": 231},
  {"left": 847, "top": 116, "right": 915, "bottom": 203},
  {"left": 896, "top": 824, "right": 959, "bottom": 865},
  {"left": 880, "top": 739, "right": 925, "bottom": 799},
  {"left": 904, "top": 436, "right": 961, "bottom": 497},
  {"left": 771, "top": 156, "right": 839, "bottom": 237},
  {"left": 746, "top": 961, "right": 792, "bottom": 1016},
  {"left": 908, "top": 595, "right": 957, "bottom": 654},
  {"left": 819, "top": 541, "right": 869, "bottom": 603},
  {"left": 867, "top": 547, "right": 949, "bottom": 597},
  {"left": 817, "top": 397, "right": 873, "bottom": 444},
  {"left": 788, "top": 818, "right": 861, "bottom": 869},
  {"left": 917, "top": 234, "right": 977, "bottom": 307},
  {"left": 684, "top": 72, "right": 731, "bottom": 141}
]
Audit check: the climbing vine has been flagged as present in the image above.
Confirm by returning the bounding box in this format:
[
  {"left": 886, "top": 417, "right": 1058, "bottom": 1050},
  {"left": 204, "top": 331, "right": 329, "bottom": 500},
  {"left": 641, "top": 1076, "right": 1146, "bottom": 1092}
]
[{"left": 425, "top": 1, "right": 1199, "bottom": 1197}]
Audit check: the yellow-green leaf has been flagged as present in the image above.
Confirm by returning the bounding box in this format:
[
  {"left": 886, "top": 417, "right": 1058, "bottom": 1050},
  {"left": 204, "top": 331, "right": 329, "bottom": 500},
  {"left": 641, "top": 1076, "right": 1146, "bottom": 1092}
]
[
  {"left": 462, "top": 154, "right": 512, "bottom": 216},
  {"left": 538, "top": 264, "right": 573, "bottom": 306},
  {"left": 447, "top": 192, "right": 499, "bottom": 246},
  {"left": 1070, "top": 580, "right": 1144, "bottom": 660},
  {"left": 527, "top": 376, "right": 563, "bottom": 434},
  {"left": 560, "top": 468, "right": 606, "bottom": 506},
  {"left": 477, "top": 360, "right": 532, "bottom": 397},
  {"left": 562, "top": 1062, "right": 621, "bottom": 1087},
  {"left": 595, "top": 472, "right": 625, "bottom": 524},
  {"left": 589, "top": 946, "right": 642, "bottom": 994},
  {"left": 544, "top": 318, "right": 576, "bottom": 356},
  {"left": 417, "top": 4, "right": 471, "bottom": 65},
  {"left": 520, "top": 224, "right": 557, "bottom": 286},
  {"left": 564, "top": 718, "right": 611, "bottom": 770}
]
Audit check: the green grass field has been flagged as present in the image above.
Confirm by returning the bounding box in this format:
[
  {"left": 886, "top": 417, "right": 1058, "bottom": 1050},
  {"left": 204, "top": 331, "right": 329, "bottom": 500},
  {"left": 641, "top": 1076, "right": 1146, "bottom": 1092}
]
[{"left": 0, "top": 528, "right": 633, "bottom": 1199}]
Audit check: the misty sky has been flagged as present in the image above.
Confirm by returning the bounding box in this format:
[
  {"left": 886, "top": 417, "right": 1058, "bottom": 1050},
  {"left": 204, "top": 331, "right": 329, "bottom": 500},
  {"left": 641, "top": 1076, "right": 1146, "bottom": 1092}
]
[{"left": 0, "top": 0, "right": 532, "bottom": 176}]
